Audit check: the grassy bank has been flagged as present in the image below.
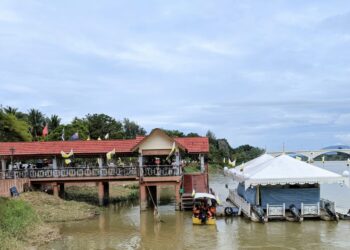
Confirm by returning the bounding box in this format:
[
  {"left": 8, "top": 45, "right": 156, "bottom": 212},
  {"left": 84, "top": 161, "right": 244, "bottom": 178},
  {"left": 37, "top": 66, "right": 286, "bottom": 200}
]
[
  {"left": 0, "top": 192, "right": 100, "bottom": 249},
  {"left": 64, "top": 182, "right": 139, "bottom": 205}
]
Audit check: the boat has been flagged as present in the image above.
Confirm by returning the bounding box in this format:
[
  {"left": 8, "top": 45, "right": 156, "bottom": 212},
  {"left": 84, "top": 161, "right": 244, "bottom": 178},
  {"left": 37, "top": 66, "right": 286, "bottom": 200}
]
[{"left": 192, "top": 193, "right": 217, "bottom": 225}]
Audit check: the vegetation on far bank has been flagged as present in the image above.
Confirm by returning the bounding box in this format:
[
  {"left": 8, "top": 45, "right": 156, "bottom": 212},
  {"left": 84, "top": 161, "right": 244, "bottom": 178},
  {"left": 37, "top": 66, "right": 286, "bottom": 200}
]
[{"left": 64, "top": 182, "right": 139, "bottom": 205}]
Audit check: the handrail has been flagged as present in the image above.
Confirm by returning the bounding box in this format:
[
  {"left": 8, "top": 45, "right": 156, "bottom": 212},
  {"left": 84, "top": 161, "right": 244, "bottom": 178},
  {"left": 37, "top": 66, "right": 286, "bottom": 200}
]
[{"left": 0, "top": 165, "right": 181, "bottom": 179}]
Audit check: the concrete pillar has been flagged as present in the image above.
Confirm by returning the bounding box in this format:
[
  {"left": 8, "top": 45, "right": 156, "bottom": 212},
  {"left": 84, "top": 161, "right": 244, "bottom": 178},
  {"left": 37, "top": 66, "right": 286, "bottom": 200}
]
[
  {"left": 98, "top": 182, "right": 104, "bottom": 206},
  {"left": 175, "top": 151, "right": 180, "bottom": 175},
  {"left": 52, "top": 182, "right": 59, "bottom": 197},
  {"left": 103, "top": 182, "right": 109, "bottom": 205},
  {"left": 1, "top": 159, "right": 6, "bottom": 179},
  {"left": 98, "top": 157, "right": 103, "bottom": 169},
  {"left": 138, "top": 154, "right": 143, "bottom": 177},
  {"left": 200, "top": 154, "right": 205, "bottom": 173},
  {"left": 175, "top": 184, "right": 181, "bottom": 211},
  {"left": 140, "top": 184, "right": 147, "bottom": 211},
  {"left": 59, "top": 183, "right": 65, "bottom": 198},
  {"left": 52, "top": 157, "right": 57, "bottom": 170}
]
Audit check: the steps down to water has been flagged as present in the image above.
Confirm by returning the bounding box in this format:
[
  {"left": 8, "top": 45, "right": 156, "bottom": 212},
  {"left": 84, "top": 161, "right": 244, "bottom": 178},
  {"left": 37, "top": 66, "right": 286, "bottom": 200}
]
[{"left": 181, "top": 193, "right": 194, "bottom": 210}]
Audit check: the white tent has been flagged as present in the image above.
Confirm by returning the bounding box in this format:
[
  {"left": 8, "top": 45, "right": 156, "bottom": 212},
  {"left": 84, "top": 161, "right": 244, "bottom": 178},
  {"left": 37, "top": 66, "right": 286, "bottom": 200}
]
[
  {"left": 235, "top": 154, "right": 348, "bottom": 189},
  {"left": 227, "top": 154, "right": 274, "bottom": 179}
]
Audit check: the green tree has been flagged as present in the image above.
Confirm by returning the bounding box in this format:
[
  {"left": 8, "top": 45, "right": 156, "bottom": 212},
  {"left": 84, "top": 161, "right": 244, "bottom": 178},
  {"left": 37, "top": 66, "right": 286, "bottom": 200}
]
[
  {"left": 0, "top": 110, "right": 32, "bottom": 141},
  {"left": 186, "top": 132, "right": 200, "bottom": 137},
  {"left": 47, "top": 118, "right": 89, "bottom": 141},
  {"left": 164, "top": 129, "right": 185, "bottom": 137},
  {"left": 27, "top": 109, "right": 45, "bottom": 139},
  {"left": 123, "top": 118, "right": 146, "bottom": 139},
  {"left": 3, "top": 106, "right": 27, "bottom": 121},
  {"left": 86, "top": 114, "right": 124, "bottom": 139},
  {"left": 48, "top": 115, "right": 61, "bottom": 131}
]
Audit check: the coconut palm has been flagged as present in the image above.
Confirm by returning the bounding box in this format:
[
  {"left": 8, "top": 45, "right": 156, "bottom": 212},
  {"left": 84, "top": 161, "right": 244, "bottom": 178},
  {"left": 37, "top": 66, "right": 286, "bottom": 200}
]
[
  {"left": 48, "top": 114, "right": 61, "bottom": 131},
  {"left": 27, "top": 108, "right": 45, "bottom": 139}
]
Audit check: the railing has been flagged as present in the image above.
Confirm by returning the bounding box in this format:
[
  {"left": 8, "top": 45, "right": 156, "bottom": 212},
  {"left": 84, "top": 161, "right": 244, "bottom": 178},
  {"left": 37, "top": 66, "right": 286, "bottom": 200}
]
[
  {"left": 0, "top": 165, "right": 181, "bottom": 179},
  {"left": 301, "top": 202, "right": 320, "bottom": 216},
  {"left": 142, "top": 165, "right": 180, "bottom": 177},
  {"left": 228, "top": 189, "right": 251, "bottom": 217},
  {"left": 266, "top": 203, "right": 286, "bottom": 218}
]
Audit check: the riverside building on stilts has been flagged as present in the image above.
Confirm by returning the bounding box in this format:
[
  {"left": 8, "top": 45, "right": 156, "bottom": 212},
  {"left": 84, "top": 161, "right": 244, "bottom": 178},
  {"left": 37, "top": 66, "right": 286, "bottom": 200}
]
[{"left": 0, "top": 128, "right": 209, "bottom": 211}]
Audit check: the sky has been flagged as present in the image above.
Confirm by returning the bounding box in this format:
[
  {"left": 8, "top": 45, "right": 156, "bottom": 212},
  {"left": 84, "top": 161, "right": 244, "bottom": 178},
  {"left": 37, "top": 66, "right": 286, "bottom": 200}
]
[{"left": 1, "top": 0, "right": 350, "bottom": 151}]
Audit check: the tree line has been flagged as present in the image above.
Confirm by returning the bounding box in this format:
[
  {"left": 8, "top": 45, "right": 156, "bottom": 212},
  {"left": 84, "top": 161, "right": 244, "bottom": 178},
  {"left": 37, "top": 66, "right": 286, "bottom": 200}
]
[{"left": 0, "top": 105, "right": 264, "bottom": 165}]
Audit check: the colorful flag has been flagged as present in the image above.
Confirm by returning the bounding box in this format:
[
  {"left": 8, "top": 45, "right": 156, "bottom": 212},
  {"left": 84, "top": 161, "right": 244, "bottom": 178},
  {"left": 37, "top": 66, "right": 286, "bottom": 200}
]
[
  {"left": 70, "top": 132, "right": 79, "bottom": 140},
  {"left": 42, "top": 124, "right": 48, "bottom": 137},
  {"left": 166, "top": 142, "right": 176, "bottom": 161}
]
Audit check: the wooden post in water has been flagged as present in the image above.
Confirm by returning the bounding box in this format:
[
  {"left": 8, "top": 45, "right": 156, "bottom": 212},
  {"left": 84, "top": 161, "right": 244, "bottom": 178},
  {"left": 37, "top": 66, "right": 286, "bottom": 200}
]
[
  {"left": 175, "top": 183, "right": 181, "bottom": 211},
  {"left": 140, "top": 184, "right": 147, "bottom": 211}
]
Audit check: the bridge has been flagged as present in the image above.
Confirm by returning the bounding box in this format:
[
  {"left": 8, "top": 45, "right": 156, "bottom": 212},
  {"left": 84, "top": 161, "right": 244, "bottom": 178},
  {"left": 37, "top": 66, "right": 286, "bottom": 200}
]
[
  {"left": 0, "top": 128, "right": 210, "bottom": 209},
  {"left": 268, "top": 148, "right": 350, "bottom": 162}
]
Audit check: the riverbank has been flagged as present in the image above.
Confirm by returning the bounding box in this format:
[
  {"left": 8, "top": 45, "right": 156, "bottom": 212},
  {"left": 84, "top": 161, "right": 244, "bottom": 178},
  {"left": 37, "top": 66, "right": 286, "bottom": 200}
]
[{"left": 0, "top": 192, "right": 100, "bottom": 249}]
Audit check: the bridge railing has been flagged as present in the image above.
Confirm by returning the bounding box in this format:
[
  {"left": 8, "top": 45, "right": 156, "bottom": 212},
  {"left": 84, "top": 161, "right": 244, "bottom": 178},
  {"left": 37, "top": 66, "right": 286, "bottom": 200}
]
[{"left": 0, "top": 165, "right": 181, "bottom": 179}]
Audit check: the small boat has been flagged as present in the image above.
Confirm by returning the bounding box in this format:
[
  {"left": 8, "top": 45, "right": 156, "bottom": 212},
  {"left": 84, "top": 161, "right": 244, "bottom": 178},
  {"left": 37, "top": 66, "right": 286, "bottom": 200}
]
[{"left": 192, "top": 193, "right": 217, "bottom": 225}]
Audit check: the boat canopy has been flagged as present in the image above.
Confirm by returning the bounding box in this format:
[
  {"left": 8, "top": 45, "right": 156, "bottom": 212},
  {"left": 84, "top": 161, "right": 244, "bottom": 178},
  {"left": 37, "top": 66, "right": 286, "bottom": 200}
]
[
  {"left": 227, "top": 154, "right": 274, "bottom": 178},
  {"left": 194, "top": 193, "right": 216, "bottom": 200},
  {"left": 232, "top": 154, "right": 348, "bottom": 189}
]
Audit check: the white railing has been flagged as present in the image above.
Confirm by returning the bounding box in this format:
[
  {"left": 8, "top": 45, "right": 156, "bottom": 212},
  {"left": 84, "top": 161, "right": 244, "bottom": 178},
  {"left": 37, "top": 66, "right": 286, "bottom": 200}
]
[
  {"left": 228, "top": 189, "right": 251, "bottom": 217},
  {"left": 301, "top": 202, "right": 320, "bottom": 216},
  {"left": 266, "top": 203, "right": 285, "bottom": 217}
]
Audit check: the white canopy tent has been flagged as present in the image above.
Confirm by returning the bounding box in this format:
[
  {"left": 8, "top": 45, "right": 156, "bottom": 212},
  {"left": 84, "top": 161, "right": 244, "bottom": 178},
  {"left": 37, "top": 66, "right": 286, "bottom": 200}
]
[
  {"left": 225, "top": 154, "right": 274, "bottom": 179},
  {"left": 234, "top": 154, "right": 348, "bottom": 189}
]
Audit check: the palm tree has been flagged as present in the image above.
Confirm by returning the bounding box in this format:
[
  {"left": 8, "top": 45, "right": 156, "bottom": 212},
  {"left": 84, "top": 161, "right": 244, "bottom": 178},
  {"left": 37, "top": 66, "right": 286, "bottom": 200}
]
[
  {"left": 48, "top": 114, "right": 61, "bottom": 131},
  {"left": 4, "top": 106, "right": 18, "bottom": 115},
  {"left": 27, "top": 108, "right": 45, "bottom": 139}
]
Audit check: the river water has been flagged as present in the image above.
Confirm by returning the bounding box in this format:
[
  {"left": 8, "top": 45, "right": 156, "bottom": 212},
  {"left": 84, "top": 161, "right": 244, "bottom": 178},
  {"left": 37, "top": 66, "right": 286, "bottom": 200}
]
[{"left": 42, "top": 161, "right": 350, "bottom": 250}]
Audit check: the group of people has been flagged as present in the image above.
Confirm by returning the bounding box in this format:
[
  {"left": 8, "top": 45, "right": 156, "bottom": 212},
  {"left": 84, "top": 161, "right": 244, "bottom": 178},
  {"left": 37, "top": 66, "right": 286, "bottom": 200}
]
[{"left": 193, "top": 199, "right": 217, "bottom": 222}]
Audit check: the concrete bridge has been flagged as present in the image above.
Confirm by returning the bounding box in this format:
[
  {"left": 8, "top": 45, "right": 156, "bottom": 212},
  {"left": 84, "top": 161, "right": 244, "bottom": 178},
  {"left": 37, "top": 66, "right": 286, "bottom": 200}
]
[{"left": 268, "top": 149, "right": 350, "bottom": 162}]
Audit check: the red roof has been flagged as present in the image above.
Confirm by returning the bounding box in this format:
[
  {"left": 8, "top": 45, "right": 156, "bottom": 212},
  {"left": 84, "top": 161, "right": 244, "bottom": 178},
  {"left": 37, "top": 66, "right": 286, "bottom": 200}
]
[
  {"left": 174, "top": 137, "right": 209, "bottom": 153},
  {"left": 0, "top": 137, "right": 209, "bottom": 157}
]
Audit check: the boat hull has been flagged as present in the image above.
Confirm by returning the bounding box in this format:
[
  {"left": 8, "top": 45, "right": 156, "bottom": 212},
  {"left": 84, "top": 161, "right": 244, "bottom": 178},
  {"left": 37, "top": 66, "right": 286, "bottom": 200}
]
[{"left": 192, "top": 217, "right": 216, "bottom": 225}]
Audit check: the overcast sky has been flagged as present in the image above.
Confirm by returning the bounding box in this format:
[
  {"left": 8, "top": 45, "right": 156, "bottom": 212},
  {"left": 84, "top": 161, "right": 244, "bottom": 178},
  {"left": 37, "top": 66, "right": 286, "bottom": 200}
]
[{"left": 1, "top": 0, "right": 350, "bottom": 151}]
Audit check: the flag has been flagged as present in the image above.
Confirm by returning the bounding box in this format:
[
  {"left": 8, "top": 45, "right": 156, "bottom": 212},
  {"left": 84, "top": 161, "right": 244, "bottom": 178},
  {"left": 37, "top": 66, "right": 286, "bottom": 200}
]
[
  {"left": 61, "top": 128, "right": 65, "bottom": 141},
  {"left": 42, "top": 124, "right": 48, "bottom": 137},
  {"left": 104, "top": 133, "right": 109, "bottom": 140},
  {"left": 106, "top": 149, "right": 116, "bottom": 160},
  {"left": 61, "top": 149, "right": 74, "bottom": 158},
  {"left": 166, "top": 142, "right": 176, "bottom": 161},
  {"left": 70, "top": 132, "right": 79, "bottom": 140},
  {"left": 228, "top": 158, "right": 236, "bottom": 167}
]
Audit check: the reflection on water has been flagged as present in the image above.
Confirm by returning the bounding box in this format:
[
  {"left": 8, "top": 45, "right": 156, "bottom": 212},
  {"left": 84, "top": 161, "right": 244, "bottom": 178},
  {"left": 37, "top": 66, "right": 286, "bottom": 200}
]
[{"left": 43, "top": 162, "right": 350, "bottom": 250}]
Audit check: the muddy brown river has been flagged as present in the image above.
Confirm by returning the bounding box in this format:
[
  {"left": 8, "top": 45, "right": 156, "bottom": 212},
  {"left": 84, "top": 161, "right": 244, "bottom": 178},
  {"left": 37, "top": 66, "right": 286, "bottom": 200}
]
[{"left": 42, "top": 162, "right": 350, "bottom": 250}]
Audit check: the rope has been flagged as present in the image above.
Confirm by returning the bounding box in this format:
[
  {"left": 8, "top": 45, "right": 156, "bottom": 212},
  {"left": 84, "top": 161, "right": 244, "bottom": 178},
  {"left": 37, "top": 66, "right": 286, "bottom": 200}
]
[{"left": 146, "top": 185, "right": 162, "bottom": 223}]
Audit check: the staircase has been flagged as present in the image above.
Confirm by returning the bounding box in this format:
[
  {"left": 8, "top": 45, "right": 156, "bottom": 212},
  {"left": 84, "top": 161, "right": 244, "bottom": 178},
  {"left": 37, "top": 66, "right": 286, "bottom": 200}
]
[
  {"left": 181, "top": 193, "right": 194, "bottom": 210},
  {"left": 181, "top": 173, "right": 208, "bottom": 210}
]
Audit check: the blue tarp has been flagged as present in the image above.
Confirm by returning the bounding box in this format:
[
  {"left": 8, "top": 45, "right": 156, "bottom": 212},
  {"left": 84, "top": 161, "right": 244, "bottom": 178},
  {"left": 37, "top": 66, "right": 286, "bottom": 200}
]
[
  {"left": 237, "top": 182, "right": 257, "bottom": 205},
  {"left": 260, "top": 186, "right": 320, "bottom": 209}
]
